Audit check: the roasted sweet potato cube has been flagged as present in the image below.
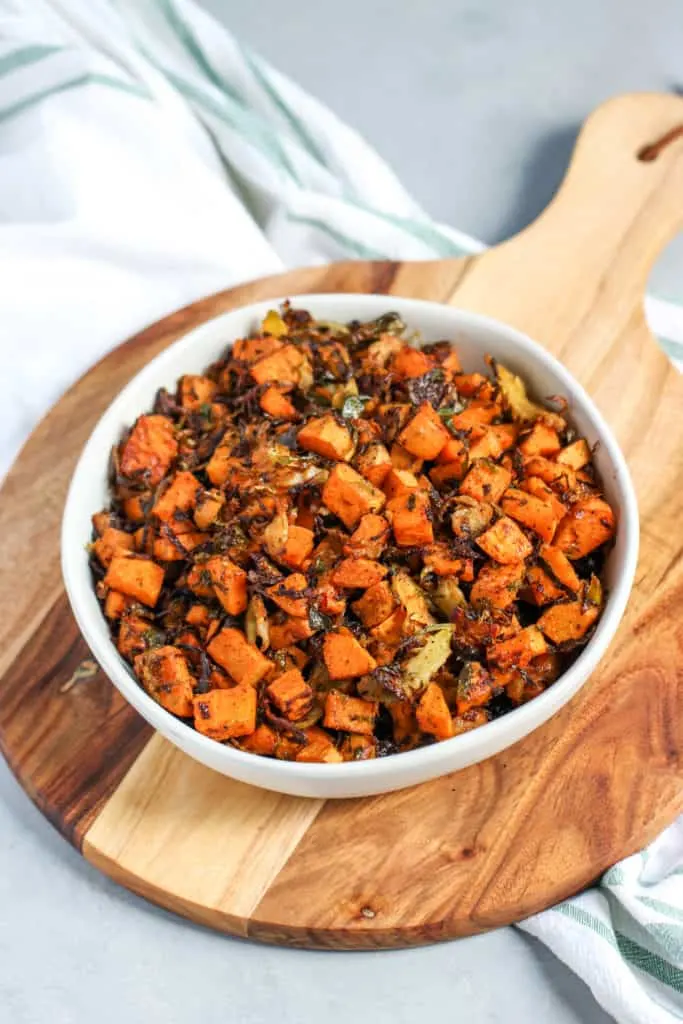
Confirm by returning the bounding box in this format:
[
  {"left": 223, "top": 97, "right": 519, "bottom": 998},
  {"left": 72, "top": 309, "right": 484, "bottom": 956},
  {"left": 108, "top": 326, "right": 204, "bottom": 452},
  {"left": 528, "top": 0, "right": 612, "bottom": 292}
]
[
  {"left": 524, "top": 456, "right": 577, "bottom": 492},
  {"left": 470, "top": 561, "right": 525, "bottom": 610},
  {"left": 207, "top": 627, "right": 272, "bottom": 686},
  {"left": 455, "top": 662, "right": 493, "bottom": 715},
  {"left": 398, "top": 402, "right": 450, "bottom": 460},
  {"left": 104, "top": 590, "right": 133, "bottom": 620},
  {"left": 323, "top": 690, "right": 378, "bottom": 734},
  {"left": 135, "top": 646, "right": 194, "bottom": 717},
  {"left": 352, "top": 580, "right": 398, "bottom": 628},
  {"left": 153, "top": 471, "right": 201, "bottom": 528},
  {"left": 239, "top": 723, "right": 279, "bottom": 756},
  {"left": 501, "top": 487, "right": 561, "bottom": 543},
  {"left": 448, "top": 400, "right": 499, "bottom": 432},
  {"left": 268, "top": 615, "right": 315, "bottom": 649},
  {"left": 553, "top": 497, "right": 615, "bottom": 559},
  {"left": 93, "top": 527, "right": 134, "bottom": 567},
  {"left": 332, "top": 557, "right": 387, "bottom": 589},
  {"left": 537, "top": 601, "right": 599, "bottom": 643},
  {"left": 233, "top": 335, "right": 282, "bottom": 363},
  {"left": 390, "top": 442, "right": 423, "bottom": 473},
  {"left": 556, "top": 438, "right": 591, "bottom": 470},
  {"left": 193, "top": 686, "right": 257, "bottom": 740},
  {"left": 518, "top": 422, "right": 561, "bottom": 457},
  {"left": 476, "top": 516, "right": 533, "bottom": 564},
  {"left": 488, "top": 424, "right": 518, "bottom": 451},
  {"left": 267, "top": 573, "right": 309, "bottom": 617},
  {"left": 267, "top": 668, "right": 313, "bottom": 721},
  {"left": 298, "top": 414, "right": 355, "bottom": 461},
  {"left": 340, "top": 734, "right": 377, "bottom": 760},
  {"left": 422, "top": 543, "right": 473, "bottom": 579},
  {"left": 206, "top": 445, "right": 236, "bottom": 486},
  {"left": 122, "top": 494, "right": 151, "bottom": 523},
  {"left": 323, "top": 628, "right": 377, "bottom": 679},
  {"left": 370, "top": 607, "right": 407, "bottom": 644},
  {"left": 120, "top": 414, "right": 177, "bottom": 486},
  {"left": 391, "top": 346, "right": 433, "bottom": 379},
  {"left": 186, "top": 562, "right": 215, "bottom": 598},
  {"left": 92, "top": 510, "right": 112, "bottom": 536},
  {"left": 416, "top": 683, "right": 453, "bottom": 739},
  {"left": 186, "top": 603, "right": 211, "bottom": 628},
  {"left": 105, "top": 555, "right": 164, "bottom": 607},
  {"left": 344, "top": 513, "right": 390, "bottom": 559},
  {"left": 279, "top": 525, "right": 315, "bottom": 570},
  {"left": 117, "top": 613, "right": 153, "bottom": 659},
  {"left": 539, "top": 544, "right": 581, "bottom": 592},
  {"left": 260, "top": 385, "right": 298, "bottom": 420},
  {"left": 387, "top": 490, "right": 434, "bottom": 547},
  {"left": 382, "top": 467, "right": 420, "bottom": 500},
  {"left": 521, "top": 476, "right": 567, "bottom": 521},
  {"left": 458, "top": 460, "right": 512, "bottom": 503},
  {"left": 429, "top": 460, "right": 469, "bottom": 489},
  {"left": 354, "top": 442, "right": 392, "bottom": 488},
  {"left": 468, "top": 426, "right": 505, "bottom": 462},
  {"left": 452, "top": 708, "right": 490, "bottom": 734},
  {"left": 454, "top": 372, "right": 494, "bottom": 398},
  {"left": 250, "top": 344, "right": 304, "bottom": 385},
  {"left": 295, "top": 727, "right": 344, "bottom": 763},
  {"left": 323, "top": 464, "right": 386, "bottom": 529},
  {"left": 524, "top": 565, "right": 567, "bottom": 605},
  {"left": 390, "top": 701, "right": 418, "bottom": 744},
  {"left": 179, "top": 374, "right": 217, "bottom": 410},
  {"left": 193, "top": 490, "right": 224, "bottom": 531},
  {"left": 488, "top": 626, "right": 548, "bottom": 668},
  {"left": 206, "top": 556, "right": 248, "bottom": 615},
  {"left": 316, "top": 575, "right": 347, "bottom": 618}
]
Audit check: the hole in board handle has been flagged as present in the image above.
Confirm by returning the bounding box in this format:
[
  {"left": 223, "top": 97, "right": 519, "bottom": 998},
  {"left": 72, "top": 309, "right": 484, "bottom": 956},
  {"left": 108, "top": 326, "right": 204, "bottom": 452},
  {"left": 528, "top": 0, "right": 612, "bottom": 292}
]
[{"left": 638, "top": 123, "right": 683, "bottom": 162}]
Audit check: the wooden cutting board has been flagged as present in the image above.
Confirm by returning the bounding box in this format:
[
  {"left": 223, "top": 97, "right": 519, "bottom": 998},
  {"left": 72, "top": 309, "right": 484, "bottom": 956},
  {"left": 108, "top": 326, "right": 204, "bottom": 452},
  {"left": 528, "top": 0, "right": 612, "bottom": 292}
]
[{"left": 2, "top": 93, "right": 683, "bottom": 949}]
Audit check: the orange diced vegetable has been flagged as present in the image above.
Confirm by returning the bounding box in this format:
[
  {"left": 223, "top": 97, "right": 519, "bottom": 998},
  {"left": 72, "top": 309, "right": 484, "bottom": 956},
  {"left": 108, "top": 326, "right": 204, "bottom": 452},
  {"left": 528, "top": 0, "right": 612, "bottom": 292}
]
[
  {"left": 206, "top": 556, "right": 248, "bottom": 615},
  {"left": 355, "top": 442, "right": 392, "bottom": 487},
  {"left": 539, "top": 544, "right": 581, "bottom": 592},
  {"left": 298, "top": 414, "right": 355, "bottom": 461},
  {"left": 476, "top": 516, "right": 533, "bottom": 564},
  {"left": 352, "top": 580, "right": 397, "bottom": 628},
  {"left": 267, "top": 668, "right": 313, "bottom": 721},
  {"left": 556, "top": 438, "right": 591, "bottom": 470},
  {"left": 521, "top": 476, "right": 567, "bottom": 520},
  {"left": 458, "top": 460, "right": 512, "bottom": 503},
  {"left": 553, "top": 497, "right": 616, "bottom": 559},
  {"left": 387, "top": 490, "right": 434, "bottom": 547},
  {"left": 323, "top": 463, "right": 386, "bottom": 529},
  {"left": 519, "top": 422, "right": 561, "bottom": 457},
  {"left": 470, "top": 561, "right": 525, "bottom": 610},
  {"left": 233, "top": 335, "right": 282, "bottom": 363},
  {"left": 501, "top": 487, "right": 561, "bottom": 542},
  {"left": 488, "top": 626, "right": 548, "bottom": 668},
  {"left": 120, "top": 414, "right": 177, "bottom": 486},
  {"left": 153, "top": 471, "right": 201, "bottom": 527},
  {"left": 448, "top": 401, "right": 499, "bottom": 432},
  {"left": 344, "top": 513, "right": 390, "bottom": 559},
  {"left": 332, "top": 557, "right": 387, "bottom": 589},
  {"left": 323, "top": 628, "right": 377, "bottom": 679},
  {"left": 383, "top": 467, "right": 420, "bottom": 500},
  {"left": 295, "top": 727, "right": 344, "bottom": 763},
  {"left": 93, "top": 527, "right": 134, "bottom": 567},
  {"left": 390, "top": 442, "right": 423, "bottom": 473},
  {"left": 105, "top": 555, "right": 164, "bottom": 607},
  {"left": 323, "top": 690, "right": 378, "bottom": 734},
  {"left": 537, "top": 601, "right": 600, "bottom": 643},
  {"left": 207, "top": 627, "right": 272, "bottom": 686},
  {"left": 267, "top": 572, "right": 309, "bottom": 617},
  {"left": 193, "top": 686, "right": 257, "bottom": 740},
  {"left": 269, "top": 616, "right": 314, "bottom": 649},
  {"left": 117, "top": 613, "right": 153, "bottom": 659},
  {"left": 186, "top": 604, "right": 211, "bottom": 628},
  {"left": 390, "top": 701, "right": 418, "bottom": 744},
  {"left": 391, "top": 346, "right": 433, "bottom": 378},
  {"left": 179, "top": 374, "right": 217, "bottom": 410},
  {"left": 340, "top": 734, "right": 377, "bottom": 760},
  {"left": 416, "top": 683, "right": 453, "bottom": 739},
  {"left": 455, "top": 662, "right": 492, "bottom": 715},
  {"left": 260, "top": 386, "right": 298, "bottom": 420},
  {"left": 524, "top": 565, "right": 567, "bottom": 605},
  {"left": 398, "top": 402, "right": 450, "bottom": 460},
  {"left": 422, "top": 543, "right": 473, "bottom": 579},
  {"left": 135, "top": 646, "right": 194, "bottom": 717},
  {"left": 250, "top": 344, "right": 304, "bottom": 385},
  {"left": 524, "top": 456, "right": 577, "bottom": 492},
  {"left": 104, "top": 590, "right": 133, "bottom": 619}
]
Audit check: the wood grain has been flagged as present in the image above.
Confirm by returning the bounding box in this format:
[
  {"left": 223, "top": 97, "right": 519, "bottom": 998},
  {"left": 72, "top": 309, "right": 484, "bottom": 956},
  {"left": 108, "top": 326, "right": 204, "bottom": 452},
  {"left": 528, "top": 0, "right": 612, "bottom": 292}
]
[{"left": 1, "top": 93, "right": 683, "bottom": 947}]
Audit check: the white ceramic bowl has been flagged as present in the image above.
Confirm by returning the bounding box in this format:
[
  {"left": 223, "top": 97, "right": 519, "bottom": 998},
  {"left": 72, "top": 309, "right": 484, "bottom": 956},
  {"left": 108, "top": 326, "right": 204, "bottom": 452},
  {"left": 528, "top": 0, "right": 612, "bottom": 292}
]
[{"left": 61, "top": 294, "right": 639, "bottom": 799}]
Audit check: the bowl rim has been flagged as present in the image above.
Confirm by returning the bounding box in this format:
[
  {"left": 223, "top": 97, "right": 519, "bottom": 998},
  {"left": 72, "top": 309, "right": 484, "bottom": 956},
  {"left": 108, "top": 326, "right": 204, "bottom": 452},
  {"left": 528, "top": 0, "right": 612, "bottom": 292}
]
[{"left": 61, "top": 293, "right": 639, "bottom": 786}]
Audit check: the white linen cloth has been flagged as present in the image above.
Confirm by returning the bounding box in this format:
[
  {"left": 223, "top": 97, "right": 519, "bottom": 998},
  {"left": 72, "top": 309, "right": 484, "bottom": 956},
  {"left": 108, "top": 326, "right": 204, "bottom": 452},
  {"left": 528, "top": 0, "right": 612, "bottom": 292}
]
[{"left": 1, "top": 3, "right": 682, "bottom": 1021}]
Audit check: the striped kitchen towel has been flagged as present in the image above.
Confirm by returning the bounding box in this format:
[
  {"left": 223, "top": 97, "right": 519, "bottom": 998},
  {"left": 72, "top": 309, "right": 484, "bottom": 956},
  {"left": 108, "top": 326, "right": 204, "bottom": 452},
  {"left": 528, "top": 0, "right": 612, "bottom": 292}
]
[{"left": 0, "top": 2, "right": 682, "bottom": 1021}]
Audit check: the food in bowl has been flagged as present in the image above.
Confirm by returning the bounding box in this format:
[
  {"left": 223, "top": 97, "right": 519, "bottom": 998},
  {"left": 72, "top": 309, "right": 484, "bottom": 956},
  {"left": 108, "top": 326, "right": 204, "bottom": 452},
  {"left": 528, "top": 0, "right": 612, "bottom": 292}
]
[{"left": 89, "top": 304, "right": 616, "bottom": 764}]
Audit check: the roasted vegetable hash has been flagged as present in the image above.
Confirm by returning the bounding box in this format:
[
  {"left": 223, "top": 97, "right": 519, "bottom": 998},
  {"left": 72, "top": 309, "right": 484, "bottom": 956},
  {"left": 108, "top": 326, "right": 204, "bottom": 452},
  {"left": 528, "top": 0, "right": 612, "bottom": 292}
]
[{"left": 90, "top": 304, "right": 616, "bottom": 762}]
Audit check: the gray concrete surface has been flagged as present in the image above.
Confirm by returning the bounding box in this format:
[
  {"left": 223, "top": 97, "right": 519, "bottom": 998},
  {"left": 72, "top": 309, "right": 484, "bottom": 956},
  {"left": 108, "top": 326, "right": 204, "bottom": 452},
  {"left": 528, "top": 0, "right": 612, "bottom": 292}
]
[{"left": 4, "top": 2, "right": 683, "bottom": 1022}]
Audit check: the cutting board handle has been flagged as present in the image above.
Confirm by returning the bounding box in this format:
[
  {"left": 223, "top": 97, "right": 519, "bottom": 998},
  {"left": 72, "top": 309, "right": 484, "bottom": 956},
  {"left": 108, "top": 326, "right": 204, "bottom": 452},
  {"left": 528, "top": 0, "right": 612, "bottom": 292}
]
[{"left": 451, "top": 93, "right": 683, "bottom": 347}]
